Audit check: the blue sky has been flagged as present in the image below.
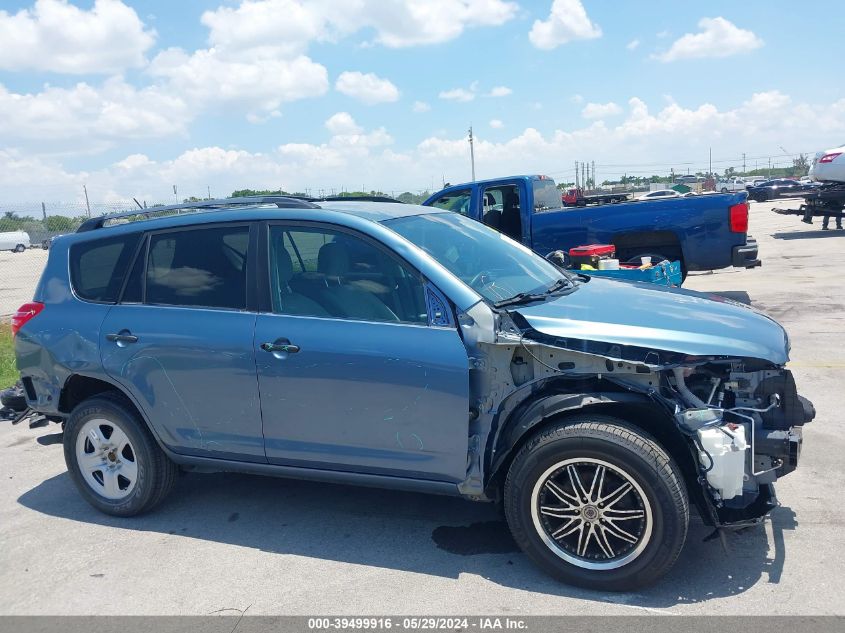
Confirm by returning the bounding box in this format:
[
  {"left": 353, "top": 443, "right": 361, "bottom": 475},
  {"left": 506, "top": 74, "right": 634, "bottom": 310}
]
[{"left": 1, "top": 0, "right": 844, "bottom": 205}]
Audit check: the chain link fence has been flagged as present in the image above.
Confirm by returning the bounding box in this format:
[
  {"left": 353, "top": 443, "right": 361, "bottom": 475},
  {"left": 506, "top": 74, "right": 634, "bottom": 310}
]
[{"left": 0, "top": 201, "right": 138, "bottom": 317}]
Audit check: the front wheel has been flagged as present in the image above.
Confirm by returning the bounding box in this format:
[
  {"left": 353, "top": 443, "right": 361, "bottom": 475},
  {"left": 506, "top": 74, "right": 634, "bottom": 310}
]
[
  {"left": 504, "top": 416, "right": 689, "bottom": 590},
  {"left": 64, "top": 394, "right": 178, "bottom": 516}
]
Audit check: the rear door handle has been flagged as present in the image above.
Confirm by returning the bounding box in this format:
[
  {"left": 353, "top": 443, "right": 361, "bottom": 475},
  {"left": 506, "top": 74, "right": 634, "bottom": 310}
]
[
  {"left": 106, "top": 332, "right": 139, "bottom": 345},
  {"left": 260, "top": 341, "right": 300, "bottom": 354}
]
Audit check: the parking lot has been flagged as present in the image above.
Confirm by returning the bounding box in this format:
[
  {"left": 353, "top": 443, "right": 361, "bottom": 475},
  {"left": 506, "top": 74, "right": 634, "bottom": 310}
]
[
  {"left": 0, "top": 249, "right": 47, "bottom": 317},
  {"left": 1, "top": 199, "right": 844, "bottom": 616}
]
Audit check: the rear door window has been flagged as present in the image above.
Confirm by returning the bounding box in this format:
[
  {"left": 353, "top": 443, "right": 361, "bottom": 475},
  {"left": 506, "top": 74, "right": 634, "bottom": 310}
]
[
  {"left": 145, "top": 225, "right": 250, "bottom": 310},
  {"left": 70, "top": 234, "right": 141, "bottom": 302}
]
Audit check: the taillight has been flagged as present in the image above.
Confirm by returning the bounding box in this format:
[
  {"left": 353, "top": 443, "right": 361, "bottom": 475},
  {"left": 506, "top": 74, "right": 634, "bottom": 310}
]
[
  {"left": 11, "top": 302, "right": 44, "bottom": 336},
  {"left": 819, "top": 152, "right": 842, "bottom": 164},
  {"left": 729, "top": 202, "right": 749, "bottom": 233}
]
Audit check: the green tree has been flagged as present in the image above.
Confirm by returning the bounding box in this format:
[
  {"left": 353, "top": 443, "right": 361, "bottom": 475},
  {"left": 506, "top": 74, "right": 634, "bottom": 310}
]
[
  {"left": 792, "top": 154, "right": 809, "bottom": 176},
  {"left": 44, "top": 215, "right": 76, "bottom": 232}
]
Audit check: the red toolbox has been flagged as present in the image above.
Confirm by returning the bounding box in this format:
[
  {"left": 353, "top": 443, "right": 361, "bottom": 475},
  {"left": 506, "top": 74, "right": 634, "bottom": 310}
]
[{"left": 568, "top": 244, "right": 616, "bottom": 268}]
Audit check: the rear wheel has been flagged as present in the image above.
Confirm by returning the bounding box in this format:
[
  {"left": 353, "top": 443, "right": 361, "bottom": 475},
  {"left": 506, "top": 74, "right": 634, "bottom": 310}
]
[
  {"left": 504, "top": 415, "right": 688, "bottom": 590},
  {"left": 64, "top": 394, "right": 177, "bottom": 516},
  {"left": 14, "top": 244, "right": 25, "bottom": 253}
]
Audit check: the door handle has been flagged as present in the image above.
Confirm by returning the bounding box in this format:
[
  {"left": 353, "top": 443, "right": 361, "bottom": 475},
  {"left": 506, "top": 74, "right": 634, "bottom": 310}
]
[
  {"left": 106, "top": 332, "right": 139, "bottom": 344},
  {"left": 261, "top": 341, "right": 300, "bottom": 354}
]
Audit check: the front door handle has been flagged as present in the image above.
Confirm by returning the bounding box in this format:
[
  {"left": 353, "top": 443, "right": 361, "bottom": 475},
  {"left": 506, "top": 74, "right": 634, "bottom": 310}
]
[
  {"left": 260, "top": 341, "right": 300, "bottom": 354},
  {"left": 106, "top": 331, "right": 139, "bottom": 345}
]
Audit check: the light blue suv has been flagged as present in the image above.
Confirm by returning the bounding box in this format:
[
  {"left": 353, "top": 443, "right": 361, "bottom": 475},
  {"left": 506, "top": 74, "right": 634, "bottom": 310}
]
[{"left": 12, "top": 196, "right": 813, "bottom": 590}]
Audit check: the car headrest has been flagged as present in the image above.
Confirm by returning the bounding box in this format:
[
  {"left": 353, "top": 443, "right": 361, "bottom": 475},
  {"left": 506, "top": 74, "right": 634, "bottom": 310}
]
[
  {"left": 318, "top": 241, "right": 350, "bottom": 276},
  {"left": 276, "top": 244, "right": 294, "bottom": 285}
]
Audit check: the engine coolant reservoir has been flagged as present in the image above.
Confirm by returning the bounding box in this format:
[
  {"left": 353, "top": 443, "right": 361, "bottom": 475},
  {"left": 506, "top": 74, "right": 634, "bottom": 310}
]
[{"left": 696, "top": 424, "right": 748, "bottom": 500}]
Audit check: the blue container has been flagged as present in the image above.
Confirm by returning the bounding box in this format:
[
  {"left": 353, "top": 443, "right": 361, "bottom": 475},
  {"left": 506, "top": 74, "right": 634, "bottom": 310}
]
[{"left": 579, "top": 260, "right": 683, "bottom": 287}]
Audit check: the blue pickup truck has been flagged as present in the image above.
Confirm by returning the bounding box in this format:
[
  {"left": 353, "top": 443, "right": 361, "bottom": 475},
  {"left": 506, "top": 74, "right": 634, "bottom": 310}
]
[{"left": 423, "top": 175, "right": 760, "bottom": 276}]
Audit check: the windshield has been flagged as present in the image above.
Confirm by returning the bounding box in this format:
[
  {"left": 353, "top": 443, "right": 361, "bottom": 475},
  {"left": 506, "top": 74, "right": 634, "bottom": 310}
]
[
  {"left": 533, "top": 178, "right": 563, "bottom": 211},
  {"left": 385, "top": 212, "right": 574, "bottom": 304}
]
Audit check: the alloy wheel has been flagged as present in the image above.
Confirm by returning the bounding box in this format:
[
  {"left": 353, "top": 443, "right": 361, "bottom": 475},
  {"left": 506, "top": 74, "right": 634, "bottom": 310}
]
[
  {"left": 75, "top": 418, "right": 138, "bottom": 500},
  {"left": 530, "top": 457, "right": 652, "bottom": 570}
]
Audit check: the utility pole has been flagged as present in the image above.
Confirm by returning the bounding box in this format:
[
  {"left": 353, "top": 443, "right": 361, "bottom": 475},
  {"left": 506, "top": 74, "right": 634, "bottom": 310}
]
[
  {"left": 592, "top": 161, "right": 596, "bottom": 189},
  {"left": 768, "top": 157, "right": 772, "bottom": 179},
  {"left": 207, "top": 185, "right": 211, "bottom": 200},
  {"left": 83, "top": 184, "right": 91, "bottom": 217},
  {"left": 709, "top": 147, "right": 712, "bottom": 178},
  {"left": 41, "top": 202, "right": 47, "bottom": 220},
  {"left": 574, "top": 161, "right": 579, "bottom": 188},
  {"left": 468, "top": 126, "right": 476, "bottom": 181},
  {"left": 173, "top": 185, "right": 178, "bottom": 203},
  {"left": 742, "top": 153, "right": 746, "bottom": 174}
]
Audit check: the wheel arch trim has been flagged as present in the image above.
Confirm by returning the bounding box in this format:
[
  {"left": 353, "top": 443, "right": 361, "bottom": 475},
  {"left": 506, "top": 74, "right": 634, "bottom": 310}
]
[
  {"left": 486, "top": 390, "right": 654, "bottom": 485},
  {"left": 60, "top": 372, "right": 172, "bottom": 454}
]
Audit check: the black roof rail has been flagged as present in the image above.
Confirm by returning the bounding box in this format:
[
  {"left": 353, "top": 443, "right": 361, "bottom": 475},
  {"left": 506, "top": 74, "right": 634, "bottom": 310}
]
[
  {"left": 76, "top": 196, "right": 320, "bottom": 233},
  {"left": 315, "top": 195, "right": 403, "bottom": 203}
]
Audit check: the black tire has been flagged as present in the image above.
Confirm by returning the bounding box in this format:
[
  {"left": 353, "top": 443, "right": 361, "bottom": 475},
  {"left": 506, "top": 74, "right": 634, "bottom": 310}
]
[
  {"left": 721, "top": 187, "right": 729, "bottom": 193},
  {"left": 0, "top": 385, "right": 27, "bottom": 412},
  {"left": 63, "top": 393, "right": 177, "bottom": 516},
  {"left": 14, "top": 244, "right": 25, "bottom": 253},
  {"left": 504, "top": 415, "right": 689, "bottom": 591}
]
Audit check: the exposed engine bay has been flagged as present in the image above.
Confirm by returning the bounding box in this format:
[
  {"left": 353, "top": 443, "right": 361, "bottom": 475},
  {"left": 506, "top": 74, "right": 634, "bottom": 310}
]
[{"left": 459, "top": 303, "right": 815, "bottom": 527}]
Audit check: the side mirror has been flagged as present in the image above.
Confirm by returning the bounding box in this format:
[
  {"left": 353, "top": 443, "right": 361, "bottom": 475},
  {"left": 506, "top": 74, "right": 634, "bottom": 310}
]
[{"left": 545, "top": 250, "right": 570, "bottom": 269}]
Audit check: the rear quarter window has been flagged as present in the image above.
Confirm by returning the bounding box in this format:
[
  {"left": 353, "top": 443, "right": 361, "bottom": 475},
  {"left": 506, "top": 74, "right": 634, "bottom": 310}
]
[{"left": 70, "top": 234, "right": 141, "bottom": 302}]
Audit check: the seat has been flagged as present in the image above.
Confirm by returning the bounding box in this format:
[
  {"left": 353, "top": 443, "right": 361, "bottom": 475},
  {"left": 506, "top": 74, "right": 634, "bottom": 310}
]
[
  {"left": 314, "top": 242, "right": 399, "bottom": 321},
  {"left": 274, "top": 245, "right": 329, "bottom": 317},
  {"left": 482, "top": 192, "right": 501, "bottom": 230},
  {"left": 500, "top": 190, "right": 522, "bottom": 240}
]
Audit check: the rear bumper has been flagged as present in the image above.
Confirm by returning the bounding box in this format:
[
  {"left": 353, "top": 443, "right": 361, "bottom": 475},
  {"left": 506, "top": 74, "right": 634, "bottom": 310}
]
[{"left": 733, "top": 236, "right": 761, "bottom": 268}]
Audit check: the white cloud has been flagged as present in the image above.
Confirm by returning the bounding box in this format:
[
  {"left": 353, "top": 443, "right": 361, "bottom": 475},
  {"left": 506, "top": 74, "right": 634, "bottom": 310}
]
[
  {"left": 148, "top": 48, "right": 328, "bottom": 117},
  {"left": 439, "top": 83, "right": 477, "bottom": 102},
  {"left": 200, "top": 0, "right": 327, "bottom": 58},
  {"left": 626, "top": 39, "right": 640, "bottom": 51},
  {"left": 324, "top": 112, "right": 362, "bottom": 135},
  {"left": 655, "top": 17, "right": 763, "bottom": 62},
  {"left": 412, "top": 100, "right": 431, "bottom": 113},
  {"left": 0, "top": 0, "right": 155, "bottom": 74},
  {"left": 487, "top": 86, "right": 512, "bottom": 97},
  {"left": 354, "top": 0, "right": 519, "bottom": 48},
  {"left": 439, "top": 88, "right": 475, "bottom": 102},
  {"left": 335, "top": 71, "right": 400, "bottom": 104},
  {"left": 490, "top": 119, "right": 504, "bottom": 128},
  {"left": 581, "top": 101, "right": 623, "bottom": 119},
  {"left": 198, "top": 0, "right": 518, "bottom": 51},
  {"left": 0, "top": 78, "right": 189, "bottom": 149},
  {"left": 7, "top": 91, "right": 845, "bottom": 204},
  {"left": 529, "top": 0, "right": 602, "bottom": 50}
]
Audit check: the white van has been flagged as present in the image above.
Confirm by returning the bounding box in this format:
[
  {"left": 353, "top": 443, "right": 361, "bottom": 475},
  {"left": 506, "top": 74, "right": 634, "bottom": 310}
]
[
  {"left": 717, "top": 177, "right": 746, "bottom": 192},
  {"left": 0, "top": 230, "right": 31, "bottom": 252}
]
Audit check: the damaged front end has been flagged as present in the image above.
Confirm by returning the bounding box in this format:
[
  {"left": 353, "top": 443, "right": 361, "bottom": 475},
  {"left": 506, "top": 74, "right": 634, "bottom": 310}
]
[{"left": 458, "top": 295, "right": 815, "bottom": 529}]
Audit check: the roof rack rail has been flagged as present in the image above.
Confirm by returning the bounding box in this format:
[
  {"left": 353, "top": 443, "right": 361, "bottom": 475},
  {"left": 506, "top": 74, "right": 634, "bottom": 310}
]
[
  {"left": 314, "top": 195, "right": 403, "bottom": 203},
  {"left": 76, "top": 196, "right": 320, "bottom": 233}
]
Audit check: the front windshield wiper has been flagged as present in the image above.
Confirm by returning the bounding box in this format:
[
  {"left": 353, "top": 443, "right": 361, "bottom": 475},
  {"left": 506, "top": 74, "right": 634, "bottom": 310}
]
[{"left": 493, "top": 277, "right": 572, "bottom": 308}]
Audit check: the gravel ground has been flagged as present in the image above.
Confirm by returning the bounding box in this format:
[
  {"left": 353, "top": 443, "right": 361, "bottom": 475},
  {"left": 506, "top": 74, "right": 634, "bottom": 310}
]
[
  {"left": 0, "top": 198, "right": 843, "bottom": 615},
  {"left": 0, "top": 248, "right": 47, "bottom": 317}
]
